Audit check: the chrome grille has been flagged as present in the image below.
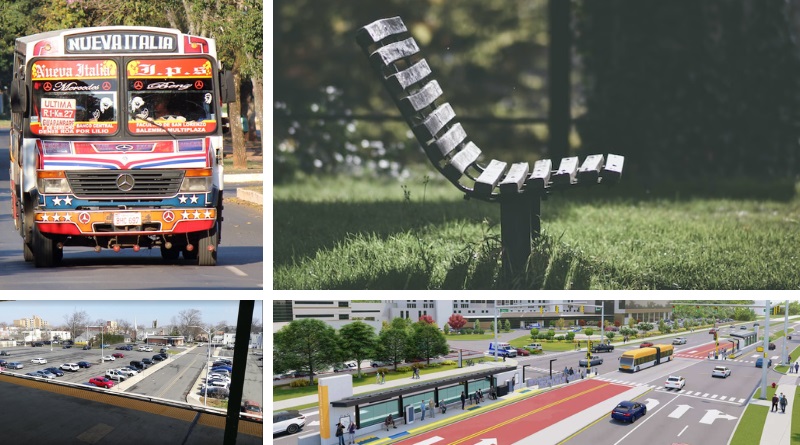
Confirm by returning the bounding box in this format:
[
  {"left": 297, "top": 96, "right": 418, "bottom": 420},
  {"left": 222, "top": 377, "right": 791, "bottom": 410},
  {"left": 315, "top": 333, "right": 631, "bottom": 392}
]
[{"left": 66, "top": 170, "right": 184, "bottom": 198}]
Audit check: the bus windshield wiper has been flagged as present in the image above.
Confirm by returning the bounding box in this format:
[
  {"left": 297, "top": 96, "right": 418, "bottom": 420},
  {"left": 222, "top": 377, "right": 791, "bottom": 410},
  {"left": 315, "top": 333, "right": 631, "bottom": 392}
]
[{"left": 134, "top": 113, "right": 178, "bottom": 140}]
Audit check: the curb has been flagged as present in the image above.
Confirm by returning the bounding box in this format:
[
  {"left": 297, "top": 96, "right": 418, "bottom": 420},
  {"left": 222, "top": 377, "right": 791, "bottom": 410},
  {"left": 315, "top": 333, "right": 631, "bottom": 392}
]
[{"left": 235, "top": 188, "right": 263, "bottom": 206}]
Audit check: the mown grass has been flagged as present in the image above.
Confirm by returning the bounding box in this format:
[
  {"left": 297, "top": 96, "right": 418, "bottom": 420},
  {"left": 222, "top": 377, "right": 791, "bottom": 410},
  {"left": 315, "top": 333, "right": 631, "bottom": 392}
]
[
  {"left": 273, "top": 171, "right": 800, "bottom": 289},
  {"left": 730, "top": 403, "right": 769, "bottom": 445}
]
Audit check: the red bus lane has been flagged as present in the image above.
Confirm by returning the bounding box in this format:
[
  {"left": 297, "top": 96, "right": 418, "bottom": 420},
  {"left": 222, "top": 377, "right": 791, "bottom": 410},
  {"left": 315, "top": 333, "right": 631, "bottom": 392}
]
[
  {"left": 394, "top": 380, "right": 632, "bottom": 445},
  {"left": 675, "top": 341, "right": 733, "bottom": 360}
]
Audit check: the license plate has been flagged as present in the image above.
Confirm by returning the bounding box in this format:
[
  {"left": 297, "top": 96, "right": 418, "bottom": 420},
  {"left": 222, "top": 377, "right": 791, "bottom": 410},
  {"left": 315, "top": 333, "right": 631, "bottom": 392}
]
[{"left": 114, "top": 212, "right": 142, "bottom": 226}]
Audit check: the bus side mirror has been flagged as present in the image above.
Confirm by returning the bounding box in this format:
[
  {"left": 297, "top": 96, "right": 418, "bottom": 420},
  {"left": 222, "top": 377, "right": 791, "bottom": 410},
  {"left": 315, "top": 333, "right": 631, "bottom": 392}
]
[
  {"left": 219, "top": 70, "right": 235, "bottom": 104},
  {"left": 10, "top": 70, "right": 26, "bottom": 113}
]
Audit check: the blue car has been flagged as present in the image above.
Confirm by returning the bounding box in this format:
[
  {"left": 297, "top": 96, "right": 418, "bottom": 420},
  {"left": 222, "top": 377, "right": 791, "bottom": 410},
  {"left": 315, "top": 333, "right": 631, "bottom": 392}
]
[
  {"left": 756, "top": 358, "right": 772, "bottom": 368},
  {"left": 611, "top": 400, "right": 646, "bottom": 423},
  {"left": 211, "top": 366, "right": 232, "bottom": 373}
]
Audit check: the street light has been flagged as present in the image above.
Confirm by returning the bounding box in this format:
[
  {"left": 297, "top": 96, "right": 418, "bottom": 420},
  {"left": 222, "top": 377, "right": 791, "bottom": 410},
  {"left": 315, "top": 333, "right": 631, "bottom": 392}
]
[
  {"left": 190, "top": 325, "right": 214, "bottom": 407},
  {"left": 522, "top": 365, "right": 530, "bottom": 383},
  {"left": 549, "top": 358, "right": 557, "bottom": 378}
]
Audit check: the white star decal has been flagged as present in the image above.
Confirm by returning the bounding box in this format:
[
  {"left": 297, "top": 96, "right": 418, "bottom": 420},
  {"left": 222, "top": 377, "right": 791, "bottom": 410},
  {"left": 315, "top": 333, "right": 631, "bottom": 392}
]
[
  {"left": 192, "top": 210, "right": 201, "bottom": 219},
  {"left": 42, "top": 213, "right": 50, "bottom": 222},
  {"left": 53, "top": 213, "right": 60, "bottom": 221},
  {"left": 203, "top": 210, "right": 212, "bottom": 219},
  {"left": 63, "top": 196, "right": 73, "bottom": 206},
  {"left": 181, "top": 211, "right": 190, "bottom": 220},
  {"left": 52, "top": 197, "right": 63, "bottom": 206},
  {"left": 178, "top": 195, "right": 188, "bottom": 204},
  {"left": 190, "top": 195, "right": 199, "bottom": 204},
  {"left": 63, "top": 213, "right": 72, "bottom": 221}
]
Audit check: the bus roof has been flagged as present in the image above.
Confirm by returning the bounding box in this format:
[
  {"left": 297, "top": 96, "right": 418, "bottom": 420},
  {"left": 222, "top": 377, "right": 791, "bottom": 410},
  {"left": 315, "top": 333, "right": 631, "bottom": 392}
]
[
  {"left": 16, "top": 26, "right": 216, "bottom": 59},
  {"left": 620, "top": 344, "right": 673, "bottom": 357}
]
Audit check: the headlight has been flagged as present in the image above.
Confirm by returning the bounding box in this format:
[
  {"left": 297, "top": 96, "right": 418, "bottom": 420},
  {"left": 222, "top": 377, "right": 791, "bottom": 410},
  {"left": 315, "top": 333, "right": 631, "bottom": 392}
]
[
  {"left": 37, "top": 171, "right": 72, "bottom": 194},
  {"left": 180, "top": 176, "right": 211, "bottom": 192}
]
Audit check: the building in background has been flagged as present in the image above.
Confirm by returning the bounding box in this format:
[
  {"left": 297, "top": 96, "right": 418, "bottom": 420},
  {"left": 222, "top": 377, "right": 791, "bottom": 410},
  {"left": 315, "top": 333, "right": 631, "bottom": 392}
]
[{"left": 13, "top": 315, "right": 49, "bottom": 329}]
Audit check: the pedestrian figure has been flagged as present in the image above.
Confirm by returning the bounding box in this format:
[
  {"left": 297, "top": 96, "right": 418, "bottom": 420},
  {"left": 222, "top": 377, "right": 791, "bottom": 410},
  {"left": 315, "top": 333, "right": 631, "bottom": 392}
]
[
  {"left": 429, "top": 399, "right": 435, "bottom": 418},
  {"left": 420, "top": 399, "right": 426, "bottom": 420},
  {"left": 772, "top": 394, "right": 779, "bottom": 412},
  {"left": 478, "top": 388, "right": 484, "bottom": 402},
  {"left": 381, "top": 371, "right": 386, "bottom": 384},
  {"left": 376, "top": 372, "right": 381, "bottom": 384},
  {"left": 511, "top": 375, "right": 516, "bottom": 392},
  {"left": 781, "top": 393, "right": 788, "bottom": 413},
  {"left": 461, "top": 391, "right": 466, "bottom": 410},
  {"left": 580, "top": 369, "right": 585, "bottom": 379},
  {"left": 474, "top": 390, "right": 480, "bottom": 405},
  {"left": 440, "top": 399, "right": 447, "bottom": 414},
  {"left": 795, "top": 363, "right": 799, "bottom": 374},
  {"left": 384, "top": 414, "right": 397, "bottom": 430},
  {"left": 347, "top": 420, "right": 356, "bottom": 445},
  {"left": 336, "top": 422, "right": 345, "bottom": 445},
  {"left": 569, "top": 367, "right": 574, "bottom": 376}
]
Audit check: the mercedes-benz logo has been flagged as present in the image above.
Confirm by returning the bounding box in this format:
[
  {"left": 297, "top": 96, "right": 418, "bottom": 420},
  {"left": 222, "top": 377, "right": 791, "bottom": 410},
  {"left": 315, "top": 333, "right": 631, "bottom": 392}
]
[
  {"left": 116, "top": 174, "right": 135, "bottom": 191},
  {"left": 115, "top": 144, "right": 134, "bottom": 152}
]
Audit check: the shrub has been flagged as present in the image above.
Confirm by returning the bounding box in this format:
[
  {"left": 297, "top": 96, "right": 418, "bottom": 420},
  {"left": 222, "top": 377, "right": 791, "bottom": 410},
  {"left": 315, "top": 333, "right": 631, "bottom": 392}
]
[
  {"left": 427, "top": 363, "right": 441, "bottom": 368},
  {"left": 441, "top": 360, "right": 456, "bottom": 366},
  {"left": 397, "top": 366, "right": 413, "bottom": 373},
  {"left": 289, "top": 379, "right": 310, "bottom": 388},
  {"left": 555, "top": 335, "right": 565, "bottom": 341}
]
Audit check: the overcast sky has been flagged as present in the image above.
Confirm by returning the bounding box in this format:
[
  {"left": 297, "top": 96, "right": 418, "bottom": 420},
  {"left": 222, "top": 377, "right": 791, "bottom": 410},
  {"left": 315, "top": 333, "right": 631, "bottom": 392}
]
[{"left": 0, "top": 300, "right": 263, "bottom": 328}]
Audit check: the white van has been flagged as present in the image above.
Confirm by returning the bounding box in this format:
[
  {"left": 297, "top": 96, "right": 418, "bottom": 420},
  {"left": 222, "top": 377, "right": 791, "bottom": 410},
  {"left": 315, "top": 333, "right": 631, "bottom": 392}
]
[
  {"left": 488, "top": 342, "right": 517, "bottom": 357},
  {"left": 525, "top": 343, "right": 543, "bottom": 352}
]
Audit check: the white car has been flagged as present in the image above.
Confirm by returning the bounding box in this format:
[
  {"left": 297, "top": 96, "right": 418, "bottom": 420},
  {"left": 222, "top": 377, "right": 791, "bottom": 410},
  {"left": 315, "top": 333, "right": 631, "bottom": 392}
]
[
  {"left": 273, "top": 410, "right": 306, "bottom": 435},
  {"left": 60, "top": 363, "right": 79, "bottom": 372},
  {"left": 207, "top": 373, "right": 231, "bottom": 382},
  {"left": 101, "top": 355, "right": 115, "bottom": 361},
  {"left": 672, "top": 337, "right": 687, "bottom": 345},
  {"left": 105, "top": 369, "right": 127, "bottom": 381},
  {"left": 712, "top": 366, "right": 731, "bottom": 378},
  {"left": 30, "top": 358, "right": 47, "bottom": 364},
  {"left": 664, "top": 375, "right": 686, "bottom": 390},
  {"left": 116, "top": 368, "right": 137, "bottom": 378}
]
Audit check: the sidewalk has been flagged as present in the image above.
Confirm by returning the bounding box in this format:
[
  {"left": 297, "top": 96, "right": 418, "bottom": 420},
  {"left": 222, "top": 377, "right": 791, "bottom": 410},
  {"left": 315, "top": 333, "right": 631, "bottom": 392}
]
[
  {"left": 225, "top": 173, "right": 263, "bottom": 206},
  {"left": 757, "top": 368, "right": 798, "bottom": 445}
]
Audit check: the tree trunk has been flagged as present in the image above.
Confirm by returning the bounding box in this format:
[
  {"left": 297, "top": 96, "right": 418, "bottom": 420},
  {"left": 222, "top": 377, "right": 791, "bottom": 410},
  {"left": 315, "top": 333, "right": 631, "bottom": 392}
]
[
  {"left": 251, "top": 76, "right": 263, "bottom": 150},
  {"left": 230, "top": 71, "right": 247, "bottom": 169}
]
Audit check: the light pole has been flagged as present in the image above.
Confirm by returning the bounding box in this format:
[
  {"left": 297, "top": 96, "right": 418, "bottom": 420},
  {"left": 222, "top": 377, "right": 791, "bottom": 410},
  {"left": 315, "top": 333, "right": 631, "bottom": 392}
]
[
  {"left": 190, "top": 325, "right": 213, "bottom": 406},
  {"left": 549, "top": 358, "right": 557, "bottom": 378}
]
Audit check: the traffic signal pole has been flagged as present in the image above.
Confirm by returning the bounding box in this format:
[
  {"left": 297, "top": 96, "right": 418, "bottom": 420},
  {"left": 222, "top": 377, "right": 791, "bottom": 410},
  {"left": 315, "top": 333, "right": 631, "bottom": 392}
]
[{"left": 760, "top": 300, "right": 770, "bottom": 399}]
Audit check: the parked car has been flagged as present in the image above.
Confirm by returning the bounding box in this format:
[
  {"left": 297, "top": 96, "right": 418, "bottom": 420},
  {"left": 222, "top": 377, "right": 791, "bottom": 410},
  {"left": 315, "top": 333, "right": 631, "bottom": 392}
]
[
  {"left": 515, "top": 348, "right": 530, "bottom": 356},
  {"left": 591, "top": 343, "right": 614, "bottom": 353},
  {"left": 115, "top": 346, "right": 126, "bottom": 350},
  {"left": 739, "top": 326, "right": 747, "bottom": 330},
  {"left": 37, "top": 370, "right": 57, "bottom": 379},
  {"left": 43, "top": 367, "right": 65, "bottom": 377},
  {"left": 120, "top": 366, "right": 139, "bottom": 375},
  {"left": 101, "top": 355, "right": 115, "bottom": 362},
  {"left": 89, "top": 376, "right": 115, "bottom": 388},
  {"left": 756, "top": 358, "right": 772, "bottom": 368},
  {"left": 241, "top": 400, "right": 263, "bottom": 422},
  {"left": 370, "top": 361, "right": 388, "bottom": 368},
  {"left": 0, "top": 351, "right": 10, "bottom": 356},
  {"left": 77, "top": 361, "right": 93, "bottom": 369},
  {"left": 61, "top": 363, "right": 80, "bottom": 372},
  {"left": 712, "top": 366, "right": 731, "bottom": 378},
  {"left": 203, "top": 387, "right": 230, "bottom": 399},
  {"left": 768, "top": 343, "right": 776, "bottom": 350},
  {"left": 62, "top": 345, "right": 72, "bottom": 349},
  {"left": 26, "top": 371, "right": 44, "bottom": 378},
  {"left": 160, "top": 348, "right": 168, "bottom": 354},
  {"left": 672, "top": 337, "right": 687, "bottom": 345},
  {"left": 525, "top": 343, "right": 543, "bottom": 352},
  {"left": 83, "top": 345, "right": 91, "bottom": 350},
  {"left": 105, "top": 370, "right": 127, "bottom": 382},
  {"left": 0, "top": 359, "right": 8, "bottom": 367},
  {"left": 152, "top": 354, "right": 165, "bottom": 362},
  {"left": 31, "top": 358, "right": 47, "bottom": 364},
  {"left": 273, "top": 410, "right": 305, "bottom": 435},
  {"left": 664, "top": 375, "right": 686, "bottom": 390},
  {"left": 212, "top": 365, "right": 233, "bottom": 373},
  {"left": 7, "top": 362, "right": 23, "bottom": 369},
  {"left": 639, "top": 342, "right": 654, "bottom": 348},
  {"left": 112, "top": 353, "right": 125, "bottom": 358},
  {"left": 129, "top": 361, "right": 147, "bottom": 370},
  {"left": 579, "top": 356, "right": 603, "bottom": 367},
  {"left": 611, "top": 401, "right": 646, "bottom": 423}
]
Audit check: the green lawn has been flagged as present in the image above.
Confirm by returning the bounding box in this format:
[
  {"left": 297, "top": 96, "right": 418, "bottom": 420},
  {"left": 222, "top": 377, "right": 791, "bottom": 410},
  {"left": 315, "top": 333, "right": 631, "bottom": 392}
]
[
  {"left": 730, "top": 404, "right": 769, "bottom": 445},
  {"left": 274, "top": 173, "right": 800, "bottom": 289}
]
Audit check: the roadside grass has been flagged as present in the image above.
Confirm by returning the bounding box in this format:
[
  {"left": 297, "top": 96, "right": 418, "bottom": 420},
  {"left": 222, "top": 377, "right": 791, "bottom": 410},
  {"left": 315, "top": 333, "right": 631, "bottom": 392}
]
[
  {"left": 274, "top": 173, "right": 800, "bottom": 289},
  {"left": 774, "top": 344, "right": 800, "bottom": 373},
  {"left": 729, "top": 403, "right": 769, "bottom": 445},
  {"left": 223, "top": 157, "right": 262, "bottom": 173},
  {"left": 0, "top": 120, "right": 9, "bottom": 129},
  {"left": 794, "top": 391, "right": 800, "bottom": 445}
]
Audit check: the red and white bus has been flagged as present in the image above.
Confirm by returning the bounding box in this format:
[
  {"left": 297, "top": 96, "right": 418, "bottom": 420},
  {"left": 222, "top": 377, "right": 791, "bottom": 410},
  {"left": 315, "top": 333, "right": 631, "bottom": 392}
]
[{"left": 8, "top": 26, "right": 234, "bottom": 267}]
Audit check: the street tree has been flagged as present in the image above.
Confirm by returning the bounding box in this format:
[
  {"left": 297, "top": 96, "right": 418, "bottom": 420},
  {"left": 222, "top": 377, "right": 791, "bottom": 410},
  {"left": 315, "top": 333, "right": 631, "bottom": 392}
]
[
  {"left": 473, "top": 319, "right": 480, "bottom": 331},
  {"left": 63, "top": 310, "right": 90, "bottom": 342},
  {"left": 447, "top": 314, "right": 467, "bottom": 331},
  {"left": 584, "top": 328, "right": 594, "bottom": 337},
  {"left": 556, "top": 318, "right": 566, "bottom": 330},
  {"left": 502, "top": 319, "right": 511, "bottom": 331},
  {"left": 419, "top": 315, "right": 434, "bottom": 325},
  {"left": 529, "top": 328, "right": 540, "bottom": 340},
  {"left": 377, "top": 318, "right": 412, "bottom": 371},
  {"left": 408, "top": 322, "right": 449, "bottom": 365},
  {"left": 339, "top": 321, "right": 376, "bottom": 378},
  {"left": 636, "top": 322, "right": 654, "bottom": 337},
  {"left": 606, "top": 331, "right": 616, "bottom": 342},
  {"left": 174, "top": 309, "right": 203, "bottom": 339},
  {"left": 273, "top": 319, "right": 339, "bottom": 384},
  {"left": 442, "top": 324, "right": 450, "bottom": 335}
]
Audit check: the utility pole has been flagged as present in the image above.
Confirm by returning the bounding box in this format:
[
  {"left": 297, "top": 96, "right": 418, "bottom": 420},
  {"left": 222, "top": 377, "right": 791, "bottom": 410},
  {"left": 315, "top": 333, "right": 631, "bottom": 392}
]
[{"left": 760, "top": 300, "right": 770, "bottom": 399}]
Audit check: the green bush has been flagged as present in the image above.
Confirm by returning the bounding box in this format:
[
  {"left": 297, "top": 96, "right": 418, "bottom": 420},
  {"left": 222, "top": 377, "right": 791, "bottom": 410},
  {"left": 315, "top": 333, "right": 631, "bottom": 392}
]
[
  {"left": 441, "top": 360, "right": 456, "bottom": 366},
  {"left": 397, "top": 366, "right": 413, "bottom": 373},
  {"left": 427, "top": 363, "right": 441, "bottom": 368},
  {"left": 289, "top": 379, "right": 310, "bottom": 388}
]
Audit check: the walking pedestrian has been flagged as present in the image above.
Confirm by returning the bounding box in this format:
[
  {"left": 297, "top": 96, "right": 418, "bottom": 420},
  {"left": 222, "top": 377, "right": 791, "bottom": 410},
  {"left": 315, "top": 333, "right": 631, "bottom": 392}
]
[
  {"left": 478, "top": 388, "right": 484, "bottom": 402},
  {"left": 336, "top": 422, "right": 345, "bottom": 445},
  {"left": 429, "top": 399, "right": 435, "bottom": 418},
  {"left": 381, "top": 370, "right": 386, "bottom": 384},
  {"left": 795, "top": 362, "right": 799, "bottom": 374},
  {"left": 347, "top": 420, "right": 356, "bottom": 445},
  {"left": 781, "top": 393, "right": 788, "bottom": 413},
  {"left": 474, "top": 390, "right": 480, "bottom": 405},
  {"left": 460, "top": 391, "right": 466, "bottom": 410},
  {"left": 440, "top": 399, "right": 447, "bottom": 414},
  {"left": 376, "top": 371, "right": 381, "bottom": 384},
  {"left": 772, "top": 394, "right": 779, "bottom": 412},
  {"left": 420, "top": 399, "right": 426, "bottom": 420},
  {"left": 510, "top": 375, "right": 516, "bottom": 392}
]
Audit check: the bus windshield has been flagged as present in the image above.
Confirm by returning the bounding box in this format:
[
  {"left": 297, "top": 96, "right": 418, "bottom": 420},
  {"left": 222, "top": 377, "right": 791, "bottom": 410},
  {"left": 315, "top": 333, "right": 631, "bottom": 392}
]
[
  {"left": 126, "top": 58, "right": 217, "bottom": 135},
  {"left": 29, "top": 59, "right": 120, "bottom": 136},
  {"left": 619, "top": 356, "right": 634, "bottom": 368}
]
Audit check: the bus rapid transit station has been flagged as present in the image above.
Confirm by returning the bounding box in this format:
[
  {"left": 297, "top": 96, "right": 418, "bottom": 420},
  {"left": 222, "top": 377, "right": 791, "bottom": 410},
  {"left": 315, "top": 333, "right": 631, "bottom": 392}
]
[
  {"left": 311, "top": 364, "right": 517, "bottom": 444},
  {"left": 8, "top": 26, "right": 235, "bottom": 267}
]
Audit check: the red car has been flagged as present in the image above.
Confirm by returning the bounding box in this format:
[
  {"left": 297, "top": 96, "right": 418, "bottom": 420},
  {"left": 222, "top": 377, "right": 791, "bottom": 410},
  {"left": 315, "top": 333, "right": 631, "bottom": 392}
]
[
  {"left": 89, "top": 376, "right": 115, "bottom": 388},
  {"left": 515, "top": 348, "right": 530, "bottom": 356},
  {"left": 112, "top": 353, "right": 124, "bottom": 358},
  {"left": 639, "top": 342, "right": 654, "bottom": 348}
]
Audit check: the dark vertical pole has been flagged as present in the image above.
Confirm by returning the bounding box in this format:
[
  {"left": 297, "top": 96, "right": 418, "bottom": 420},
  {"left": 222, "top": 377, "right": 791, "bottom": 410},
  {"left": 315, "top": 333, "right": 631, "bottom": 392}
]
[
  {"left": 548, "top": 0, "right": 572, "bottom": 161},
  {"left": 223, "top": 300, "right": 255, "bottom": 445},
  {"left": 500, "top": 196, "right": 533, "bottom": 281}
]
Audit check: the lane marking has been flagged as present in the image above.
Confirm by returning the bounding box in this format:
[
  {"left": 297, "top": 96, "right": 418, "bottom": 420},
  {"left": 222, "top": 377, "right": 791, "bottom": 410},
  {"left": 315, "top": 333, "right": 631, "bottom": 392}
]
[
  {"left": 225, "top": 266, "right": 247, "bottom": 276},
  {"left": 612, "top": 393, "right": 681, "bottom": 445},
  {"left": 678, "top": 425, "right": 689, "bottom": 436}
]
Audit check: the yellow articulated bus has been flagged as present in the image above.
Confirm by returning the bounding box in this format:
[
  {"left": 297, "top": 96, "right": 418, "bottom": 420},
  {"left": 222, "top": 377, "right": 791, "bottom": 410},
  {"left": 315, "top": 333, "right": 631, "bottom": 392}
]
[{"left": 619, "top": 344, "right": 674, "bottom": 372}]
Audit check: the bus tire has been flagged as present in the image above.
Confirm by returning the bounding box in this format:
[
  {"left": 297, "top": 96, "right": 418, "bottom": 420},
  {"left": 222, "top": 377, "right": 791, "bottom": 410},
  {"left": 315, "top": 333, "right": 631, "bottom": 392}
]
[
  {"left": 23, "top": 241, "right": 34, "bottom": 262},
  {"left": 635, "top": 366, "right": 640, "bottom": 372},
  {"left": 198, "top": 223, "right": 218, "bottom": 266},
  {"left": 32, "top": 224, "right": 58, "bottom": 268}
]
